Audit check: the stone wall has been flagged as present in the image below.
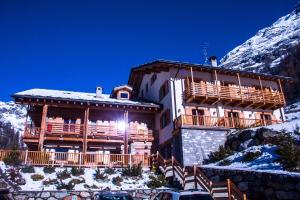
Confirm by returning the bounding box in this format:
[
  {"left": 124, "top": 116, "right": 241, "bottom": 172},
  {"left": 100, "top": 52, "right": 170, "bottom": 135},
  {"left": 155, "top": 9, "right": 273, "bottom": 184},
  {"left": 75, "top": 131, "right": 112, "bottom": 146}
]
[
  {"left": 10, "top": 189, "right": 169, "bottom": 200},
  {"left": 201, "top": 167, "right": 300, "bottom": 200},
  {"left": 180, "top": 128, "right": 228, "bottom": 165}
]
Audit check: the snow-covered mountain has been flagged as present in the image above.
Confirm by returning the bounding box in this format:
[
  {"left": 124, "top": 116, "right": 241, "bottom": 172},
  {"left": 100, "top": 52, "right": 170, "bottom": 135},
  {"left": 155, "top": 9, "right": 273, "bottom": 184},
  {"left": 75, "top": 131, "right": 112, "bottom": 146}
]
[
  {"left": 221, "top": 3, "right": 300, "bottom": 73},
  {"left": 0, "top": 101, "right": 26, "bottom": 133}
]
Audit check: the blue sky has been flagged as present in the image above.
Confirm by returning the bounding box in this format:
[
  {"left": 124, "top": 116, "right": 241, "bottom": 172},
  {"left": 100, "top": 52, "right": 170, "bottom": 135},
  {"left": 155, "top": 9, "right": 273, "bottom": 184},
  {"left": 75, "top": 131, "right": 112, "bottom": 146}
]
[{"left": 0, "top": 0, "right": 298, "bottom": 101}]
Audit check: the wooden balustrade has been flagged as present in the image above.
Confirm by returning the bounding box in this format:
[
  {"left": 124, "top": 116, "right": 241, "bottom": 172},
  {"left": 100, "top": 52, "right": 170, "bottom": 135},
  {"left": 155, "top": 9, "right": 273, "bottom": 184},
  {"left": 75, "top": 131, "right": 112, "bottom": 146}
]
[
  {"left": 184, "top": 80, "right": 285, "bottom": 109},
  {"left": 174, "top": 115, "right": 282, "bottom": 130},
  {"left": 24, "top": 123, "right": 154, "bottom": 142},
  {"left": 0, "top": 150, "right": 149, "bottom": 168}
]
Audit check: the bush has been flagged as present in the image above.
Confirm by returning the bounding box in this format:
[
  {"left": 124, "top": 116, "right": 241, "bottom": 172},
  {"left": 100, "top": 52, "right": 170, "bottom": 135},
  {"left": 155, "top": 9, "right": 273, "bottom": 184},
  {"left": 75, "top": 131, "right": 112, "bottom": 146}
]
[
  {"left": 43, "top": 166, "right": 56, "bottom": 174},
  {"left": 206, "top": 146, "right": 234, "bottom": 163},
  {"left": 112, "top": 176, "right": 123, "bottom": 186},
  {"left": 147, "top": 175, "right": 167, "bottom": 189},
  {"left": 69, "top": 177, "right": 85, "bottom": 185},
  {"left": 122, "top": 162, "right": 142, "bottom": 177},
  {"left": 242, "top": 151, "right": 262, "bottom": 162},
  {"left": 31, "top": 174, "right": 44, "bottom": 181},
  {"left": 56, "top": 180, "right": 75, "bottom": 190},
  {"left": 218, "top": 159, "right": 232, "bottom": 166},
  {"left": 71, "top": 167, "right": 84, "bottom": 176},
  {"left": 3, "top": 151, "right": 22, "bottom": 166},
  {"left": 21, "top": 165, "right": 35, "bottom": 173},
  {"left": 275, "top": 134, "right": 300, "bottom": 171},
  {"left": 94, "top": 168, "right": 107, "bottom": 180},
  {"left": 57, "top": 169, "right": 71, "bottom": 180},
  {"left": 84, "top": 184, "right": 98, "bottom": 189},
  {"left": 6, "top": 167, "right": 22, "bottom": 182},
  {"left": 43, "top": 178, "right": 59, "bottom": 186},
  {"left": 104, "top": 167, "right": 115, "bottom": 175}
]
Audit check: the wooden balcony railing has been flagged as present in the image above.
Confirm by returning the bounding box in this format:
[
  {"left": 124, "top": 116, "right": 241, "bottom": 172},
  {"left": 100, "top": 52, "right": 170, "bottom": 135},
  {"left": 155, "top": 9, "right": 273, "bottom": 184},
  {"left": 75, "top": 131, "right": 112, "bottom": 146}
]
[
  {"left": 174, "top": 115, "right": 282, "bottom": 130},
  {"left": 184, "top": 81, "right": 285, "bottom": 109},
  {"left": 24, "top": 123, "right": 154, "bottom": 142},
  {"left": 0, "top": 150, "right": 149, "bottom": 167}
]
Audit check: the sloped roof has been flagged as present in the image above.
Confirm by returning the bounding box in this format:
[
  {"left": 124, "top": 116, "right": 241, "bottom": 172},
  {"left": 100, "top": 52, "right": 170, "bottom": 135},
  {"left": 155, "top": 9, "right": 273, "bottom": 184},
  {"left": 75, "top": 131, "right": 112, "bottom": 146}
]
[{"left": 12, "top": 88, "right": 160, "bottom": 108}]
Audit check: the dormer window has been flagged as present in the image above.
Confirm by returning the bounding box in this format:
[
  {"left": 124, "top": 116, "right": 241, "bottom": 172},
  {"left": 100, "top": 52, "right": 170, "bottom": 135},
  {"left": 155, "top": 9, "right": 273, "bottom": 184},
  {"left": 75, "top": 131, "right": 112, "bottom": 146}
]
[{"left": 120, "top": 92, "right": 129, "bottom": 99}]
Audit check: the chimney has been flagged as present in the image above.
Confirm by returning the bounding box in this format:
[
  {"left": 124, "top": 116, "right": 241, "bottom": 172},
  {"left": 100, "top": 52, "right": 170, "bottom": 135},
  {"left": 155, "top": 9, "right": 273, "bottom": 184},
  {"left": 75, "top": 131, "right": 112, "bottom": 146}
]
[
  {"left": 96, "top": 86, "right": 102, "bottom": 98},
  {"left": 209, "top": 56, "right": 218, "bottom": 67}
]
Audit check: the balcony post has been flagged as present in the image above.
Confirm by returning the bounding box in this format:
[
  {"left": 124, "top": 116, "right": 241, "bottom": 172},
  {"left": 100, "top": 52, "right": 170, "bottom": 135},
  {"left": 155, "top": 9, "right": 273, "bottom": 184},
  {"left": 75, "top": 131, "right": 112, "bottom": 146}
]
[
  {"left": 277, "top": 79, "right": 286, "bottom": 105},
  {"left": 124, "top": 110, "right": 129, "bottom": 154},
  {"left": 83, "top": 107, "right": 90, "bottom": 154},
  {"left": 38, "top": 104, "right": 48, "bottom": 151},
  {"left": 190, "top": 67, "right": 195, "bottom": 95},
  {"left": 259, "top": 76, "right": 265, "bottom": 104},
  {"left": 237, "top": 73, "right": 243, "bottom": 101}
]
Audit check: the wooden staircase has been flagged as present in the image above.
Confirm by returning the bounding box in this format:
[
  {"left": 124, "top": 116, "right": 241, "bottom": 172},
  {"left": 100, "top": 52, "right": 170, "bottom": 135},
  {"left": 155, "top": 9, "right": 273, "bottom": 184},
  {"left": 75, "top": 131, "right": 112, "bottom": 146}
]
[{"left": 151, "top": 152, "right": 247, "bottom": 200}]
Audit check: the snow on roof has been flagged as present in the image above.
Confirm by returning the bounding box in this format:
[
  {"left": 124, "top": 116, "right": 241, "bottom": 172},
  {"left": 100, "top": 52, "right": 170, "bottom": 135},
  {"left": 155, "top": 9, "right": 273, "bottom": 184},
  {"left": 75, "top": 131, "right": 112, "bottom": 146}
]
[{"left": 13, "top": 89, "right": 160, "bottom": 108}]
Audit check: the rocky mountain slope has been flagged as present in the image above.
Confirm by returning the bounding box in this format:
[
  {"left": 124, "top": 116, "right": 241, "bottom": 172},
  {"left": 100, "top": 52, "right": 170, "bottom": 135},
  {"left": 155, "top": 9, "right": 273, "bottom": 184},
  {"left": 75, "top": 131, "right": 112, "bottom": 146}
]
[
  {"left": 221, "top": 2, "right": 300, "bottom": 73},
  {"left": 0, "top": 101, "right": 26, "bottom": 148}
]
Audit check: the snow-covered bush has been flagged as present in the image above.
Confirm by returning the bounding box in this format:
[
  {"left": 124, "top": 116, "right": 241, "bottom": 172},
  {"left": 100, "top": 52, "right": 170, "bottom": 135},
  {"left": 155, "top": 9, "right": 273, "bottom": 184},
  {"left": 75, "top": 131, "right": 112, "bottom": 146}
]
[
  {"left": 147, "top": 175, "right": 166, "bottom": 189},
  {"left": 104, "top": 167, "right": 115, "bottom": 175},
  {"left": 3, "top": 151, "right": 22, "bottom": 166},
  {"left": 94, "top": 168, "right": 107, "bottom": 180},
  {"left": 122, "top": 162, "right": 142, "bottom": 177},
  {"left": 71, "top": 166, "right": 84, "bottom": 176},
  {"left": 56, "top": 169, "right": 71, "bottom": 180},
  {"left": 42, "top": 178, "right": 58, "bottom": 186},
  {"left": 206, "top": 145, "right": 234, "bottom": 163},
  {"left": 112, "top": 176, "right": 123, "bottom": 186},
  {"left": 6, "top": 167, "right": 23, "bottom": 183},
  {"left": 69, "top": 177, "right": 85, "bottom": 185},
  {"left": 21, "top": 165, "right": 35, "bottom": 173},
  {"left": 242, "top": 151, "right": 262, "bottom": 162},
  {"left": 56, "top": 180, "right": 75, "bottom": 190},
  {"left": 31, "top": 174, "right": 44, "bottom": 181},
  {"left": 43, "top": 166, "right": 55, "bottom": 174}
]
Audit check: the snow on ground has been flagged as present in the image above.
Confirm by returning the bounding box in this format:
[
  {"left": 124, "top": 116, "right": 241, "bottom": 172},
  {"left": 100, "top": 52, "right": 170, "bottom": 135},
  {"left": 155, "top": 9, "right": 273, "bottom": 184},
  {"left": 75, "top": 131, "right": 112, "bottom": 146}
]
[{"left": 0, "top": 162, "right": 155, "bottom": 191}]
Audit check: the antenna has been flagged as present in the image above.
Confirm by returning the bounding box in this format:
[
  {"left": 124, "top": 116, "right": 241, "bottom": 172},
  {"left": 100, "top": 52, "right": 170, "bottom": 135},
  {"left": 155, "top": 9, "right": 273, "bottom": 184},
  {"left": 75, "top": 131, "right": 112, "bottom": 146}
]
[{"left": 200, "top": 43, "right": 209, "bottom": 65}]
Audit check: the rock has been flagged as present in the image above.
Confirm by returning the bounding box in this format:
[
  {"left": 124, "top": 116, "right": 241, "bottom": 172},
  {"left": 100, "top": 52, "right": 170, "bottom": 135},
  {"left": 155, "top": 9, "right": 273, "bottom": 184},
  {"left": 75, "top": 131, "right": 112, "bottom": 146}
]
[
  {"left": 80, "top": 192, "right": 90, "bottom": 198},
  {"left": 210, "top": 175, "right": 220, "bottom": 182},
  {"left": 238, "top": 182, "right": 248, "bottom": 191},
  {"left": 230, "top": 140, "right": 240, "bottom": 151},
  {"left": 276, "top": 191, "right": 300, "bottom": 199},
  {"left": 47, "top": 197, "right": 58, "bottom": 200},
  {"left": 16, "top": 178, "right": 26, "bottom": 185},
  {"left": 233, "top": 175, "right": 243, "bottom": 182},
  {"left": 238, "top": 130, "right": 256, "bottom": 142},
  {"left": 54, "top": 192, "right": 69, "bottom": 199},
  {"left": 14, "top": 195, "right": 27, "bottom": 200},
  {"left": 144, "top": 190, "right": 152, "bottom": 194},
  {"left": 256, "top": 128, "right": 276, "bottom": 141},
  {"left": 296, "top": 183, "right": 300, "bottom": 192},
  {"left": 283, "top": 183, "right": 295, "bottom": 191},
  {"left": 41, "top": 192, "right": 50, "bottom": 198}
]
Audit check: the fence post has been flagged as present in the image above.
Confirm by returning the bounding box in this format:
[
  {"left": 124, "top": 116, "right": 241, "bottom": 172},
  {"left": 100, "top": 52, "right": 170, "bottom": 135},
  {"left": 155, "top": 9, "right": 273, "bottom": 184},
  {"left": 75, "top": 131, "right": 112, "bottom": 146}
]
[
  {"left": 156, "top": 151, "right": 159, "bottom": 166},
  {"left": 129, "top": 154, "right": 132, "bottom": 168},
  {"left": 209, "top": 181, "right": 213, "bottom": 194},
  {"left": 171, "top": 156, "right": 175, "bottom": 178},
  {"left": 227, "top": 179, "right": 231, "bottom": 200},
  {"left": 243, "top": 193, "right": 247, "bottom": 200},
  {"left": 79, "top": 152, "right": 82, "bottom": 167},
  {"left": 24, "top": 150, "right": 28, "bottom": 165},
  {"left": 193, "top": 165, "right": 197, "bottom": 189}
]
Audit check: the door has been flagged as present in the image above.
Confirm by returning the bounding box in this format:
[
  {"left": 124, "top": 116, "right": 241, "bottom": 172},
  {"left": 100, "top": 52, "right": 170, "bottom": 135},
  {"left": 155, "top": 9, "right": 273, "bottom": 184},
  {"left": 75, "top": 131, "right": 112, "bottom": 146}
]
[
  {"left": 260, "top": 114, "right": 272, "bottom": 125},
  {"left": 227, "top": 111, "right": 240, "bottom": 128},
  {"left": 192, "top": 109, "right": 205, "bottom": 125}
]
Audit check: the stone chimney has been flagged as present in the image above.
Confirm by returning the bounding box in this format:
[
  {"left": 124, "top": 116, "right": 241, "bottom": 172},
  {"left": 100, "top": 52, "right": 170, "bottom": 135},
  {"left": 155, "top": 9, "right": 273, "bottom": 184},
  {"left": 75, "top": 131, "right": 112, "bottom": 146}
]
[
  {"left": 209, "top": 56, "right": 218, "bottom": 67},
  {"left": 96, "top": 86, "right": 102, "bottom": 98}
]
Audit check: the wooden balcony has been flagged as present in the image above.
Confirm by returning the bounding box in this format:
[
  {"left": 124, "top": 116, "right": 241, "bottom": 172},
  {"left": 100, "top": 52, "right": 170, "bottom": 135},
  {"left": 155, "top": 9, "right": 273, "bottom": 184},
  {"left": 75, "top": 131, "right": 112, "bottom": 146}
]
[
  {"left": 0, "top": 150, "right": 150, "bottom": 167},
  {"left": 174, "top": 115, "right": 282, "bottom": 130},
  {"left": 23, "top": 122, "right": 154, "bottom": 143},
  {"left": 184, "top": 81, "right": 285, "bottom": 109}
]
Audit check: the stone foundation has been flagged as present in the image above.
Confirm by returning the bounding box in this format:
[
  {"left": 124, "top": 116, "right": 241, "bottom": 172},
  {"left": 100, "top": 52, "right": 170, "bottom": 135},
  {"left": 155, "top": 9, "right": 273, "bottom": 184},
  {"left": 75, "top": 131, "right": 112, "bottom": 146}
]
[{"left": 201, "top": 167, "right": 300, "bottom": 200}]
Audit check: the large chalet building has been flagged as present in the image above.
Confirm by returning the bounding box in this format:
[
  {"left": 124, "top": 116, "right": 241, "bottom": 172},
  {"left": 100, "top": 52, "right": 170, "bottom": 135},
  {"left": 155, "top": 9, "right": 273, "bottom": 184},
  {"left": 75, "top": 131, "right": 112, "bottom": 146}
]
[{"left": 13, "top": 59, "right": 290, "bottom": 166}]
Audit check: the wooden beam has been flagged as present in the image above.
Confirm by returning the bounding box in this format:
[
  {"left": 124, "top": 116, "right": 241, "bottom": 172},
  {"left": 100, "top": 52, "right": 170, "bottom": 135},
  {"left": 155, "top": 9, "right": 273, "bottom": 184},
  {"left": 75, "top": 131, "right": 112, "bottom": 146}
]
[
  {"left": 124, "top": 110, "right": 129, "bottom": 154},
  {"left": 277, "top": 79, "right": 286, "bottom": 106},
  {"left": 237, "top": 73, "right": 243, "bottom": 101},
  {"left": 38, "top": 104, "right": 48, "bottom": 151},
  {"left": 190, "top": 67, "right": 195, "bottom": 95},
  {"left": 258, "top": 76, "right": 265, "bottom": 104},
  {"left": 83, "top": 107, "right": 90, "bottom": 154}
]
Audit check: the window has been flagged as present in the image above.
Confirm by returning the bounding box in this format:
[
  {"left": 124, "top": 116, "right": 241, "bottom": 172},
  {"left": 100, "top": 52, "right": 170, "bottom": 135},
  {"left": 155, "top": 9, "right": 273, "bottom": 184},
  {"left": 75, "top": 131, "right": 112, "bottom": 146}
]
[
  {"left": 159, "top": 81, "right": 169, "bottom": 101},
  {"left": 151, "top": 74, "right": 157, "bottom": 85},
  {"left": 63, "top": 118, "right": 76, "bottom": 132},
  {"left": 120, "top": 92, "right": 129, "bottom": 99},
  {"left": 146, "top": 83, "right": 149, "bottom": 93},
  {"left": 160, "top": 109, "right": 171, "bottom": 129}
]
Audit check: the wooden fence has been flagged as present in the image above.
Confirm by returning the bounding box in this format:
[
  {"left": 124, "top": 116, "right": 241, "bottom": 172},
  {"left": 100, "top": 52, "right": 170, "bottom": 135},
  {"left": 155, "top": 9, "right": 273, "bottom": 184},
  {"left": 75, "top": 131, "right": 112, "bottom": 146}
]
[
  {"left": 151, "top": 152, "right": 247, "bottom": 200},
  {"left": 0, "top": 150, "right": 149, "bottom": 168}
]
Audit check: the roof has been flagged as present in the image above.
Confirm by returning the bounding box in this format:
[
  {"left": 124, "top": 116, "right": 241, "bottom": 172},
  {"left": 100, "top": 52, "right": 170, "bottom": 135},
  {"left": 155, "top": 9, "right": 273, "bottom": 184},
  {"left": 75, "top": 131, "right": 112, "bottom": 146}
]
[
  {"left": 12, "top": 88, "right": 160, "bottom": 108},
  {"left": 128, "top": 59, "right": 294, "bottom": 91}
]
